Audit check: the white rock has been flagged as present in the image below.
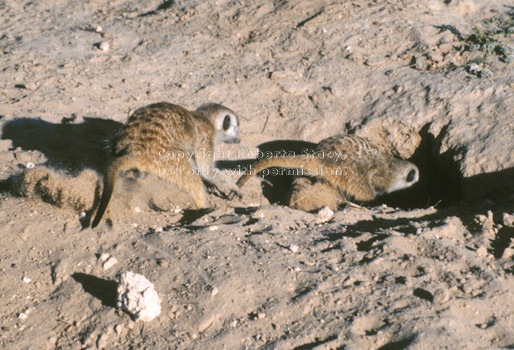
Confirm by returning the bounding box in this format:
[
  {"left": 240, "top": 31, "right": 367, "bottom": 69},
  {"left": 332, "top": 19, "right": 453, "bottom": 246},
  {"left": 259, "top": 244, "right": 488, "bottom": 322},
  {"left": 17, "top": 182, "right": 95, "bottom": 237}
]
[
  {"left": 99, "top": 41, "right": 110, "bottom": 51},
  {"left": 476, "top": 246, "right": 488, "bottom": 258},
  {"left": 100, "top": 253, "right": 110, "bottom": 262},
  {"left": 316, "top": 206, "right": 334, "bottom": 223},
  {"left": 289, "top": 244, "right": 299, "bottom": 253},
  {"left": 18, "top": 308, "right": 31, "bottom": 320},
  {"left": 117, "top": 271, "right": 161, "bottom": 322},
  {"left": 503, "top": 213, "right": 514, "bottom": 227},
  {"left": 103, "top": 257, "right": 118, "bottom": 270}
]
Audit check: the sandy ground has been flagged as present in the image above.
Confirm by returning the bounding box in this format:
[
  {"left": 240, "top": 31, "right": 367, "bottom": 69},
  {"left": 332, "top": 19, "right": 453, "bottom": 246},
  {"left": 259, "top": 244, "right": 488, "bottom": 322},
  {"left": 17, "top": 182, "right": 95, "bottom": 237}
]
[{"left": 1, "top": 0, "right": 514, "bottom": 349}]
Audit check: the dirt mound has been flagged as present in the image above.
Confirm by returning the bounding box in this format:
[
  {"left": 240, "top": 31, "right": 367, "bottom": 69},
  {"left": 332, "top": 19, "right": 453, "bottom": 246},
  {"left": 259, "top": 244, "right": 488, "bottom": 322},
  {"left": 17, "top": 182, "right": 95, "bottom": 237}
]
[{"left": 13, "top": 167, "right": 99, "bottom": 213}]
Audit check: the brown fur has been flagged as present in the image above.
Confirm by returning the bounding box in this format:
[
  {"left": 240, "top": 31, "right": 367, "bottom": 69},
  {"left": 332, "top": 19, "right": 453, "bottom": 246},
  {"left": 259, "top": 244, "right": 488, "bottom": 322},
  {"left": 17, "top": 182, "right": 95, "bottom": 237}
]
[
  {"left": 288, "top": 177, "right": 343, "bottom": 211},
  {"left": 92, "top": 102, "right": 241, "bottom": 228},
  {"left": 237, "top": 135, "right": 419, "bottom": 208}
]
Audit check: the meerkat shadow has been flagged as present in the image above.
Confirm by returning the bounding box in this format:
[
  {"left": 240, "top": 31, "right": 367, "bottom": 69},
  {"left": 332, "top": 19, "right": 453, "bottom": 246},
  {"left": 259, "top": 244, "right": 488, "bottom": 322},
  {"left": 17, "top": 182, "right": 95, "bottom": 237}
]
[
  {"left": 178, "top": 208, "right": 216, "bottom": 226},
  {"left": 1, "top": 116, "right": 123, "bottom": 172}
]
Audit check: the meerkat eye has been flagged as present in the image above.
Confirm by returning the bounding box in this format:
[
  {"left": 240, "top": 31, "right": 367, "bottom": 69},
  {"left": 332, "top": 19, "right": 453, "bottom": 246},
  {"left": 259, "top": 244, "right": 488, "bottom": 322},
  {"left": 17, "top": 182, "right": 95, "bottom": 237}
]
[
  {"left": 223, "top": 114, "right": 231, "bottom": 131},
  {"left": 406, "top": 169, "right": 417, "bottom": 182}
]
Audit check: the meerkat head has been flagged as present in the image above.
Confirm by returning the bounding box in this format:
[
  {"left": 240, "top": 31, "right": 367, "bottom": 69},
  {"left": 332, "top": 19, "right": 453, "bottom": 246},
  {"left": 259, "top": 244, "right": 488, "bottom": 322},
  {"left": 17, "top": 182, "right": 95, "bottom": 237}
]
[
  {"left": 197, "top": 103, "right": 240, "bottom": 144},
  {"left": 370, "top": 159, "right": 419, "bottom": 195},
  {"left": 385, "top": 159, "right": 419, "bottom": 193}
]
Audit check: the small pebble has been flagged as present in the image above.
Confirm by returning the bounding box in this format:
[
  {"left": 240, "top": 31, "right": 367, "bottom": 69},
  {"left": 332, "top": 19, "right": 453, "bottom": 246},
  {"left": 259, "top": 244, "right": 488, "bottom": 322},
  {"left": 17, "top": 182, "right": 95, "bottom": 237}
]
[
  {"left": 23, "top": 276, "right": 31, "bottom": 283},
  {"left": 502, "top": 247, "right": 514, "bottom": 259},
  {"left": 289, "top": 244, "right": 299, "bottom": 253},
  {"left": 99, "top": 42, "right": 110, "bottom": 51},
  {"left": 96, "top": 332, "right": 109, "bottom": 349},
  {"left": 95, "top": 25, "right": 103, "bottom": 33},
  {"left": 100, "top": 253, "right": 110, "bottom": 262},
  {"left": 476, "top": 246, "right": 488, "bottom": 258},
  {"left": 316, "top": 206, "right": 334, "bottom": 223},
  {"left": 503, "top": 213, "right": 514, "bottom": 227},
  {"left": 114, "top": 324, "right": 124, "bottom": 335},
  {"left": 157, "top": 259, "right": 168, "bottom": 267},
  {"left": 103, "top": 257, "right": 118, "bottom": 270}
]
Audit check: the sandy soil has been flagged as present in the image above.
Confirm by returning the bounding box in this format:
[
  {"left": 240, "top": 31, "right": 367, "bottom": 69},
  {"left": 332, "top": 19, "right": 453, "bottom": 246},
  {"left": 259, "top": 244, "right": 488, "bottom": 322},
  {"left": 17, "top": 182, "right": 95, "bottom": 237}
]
[{"left": 1, "top": 0, "right": 514, "bottom": 349}]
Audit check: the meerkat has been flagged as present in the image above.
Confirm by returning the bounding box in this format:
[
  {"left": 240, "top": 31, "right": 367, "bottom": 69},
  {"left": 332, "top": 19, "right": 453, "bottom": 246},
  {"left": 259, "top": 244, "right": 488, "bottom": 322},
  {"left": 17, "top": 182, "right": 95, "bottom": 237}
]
[
  {"left": 237, "top": 135, "right": 419, "bottom": 208},
  {"left": 91, "top": 102, "right": 242, "bottom": 228}
]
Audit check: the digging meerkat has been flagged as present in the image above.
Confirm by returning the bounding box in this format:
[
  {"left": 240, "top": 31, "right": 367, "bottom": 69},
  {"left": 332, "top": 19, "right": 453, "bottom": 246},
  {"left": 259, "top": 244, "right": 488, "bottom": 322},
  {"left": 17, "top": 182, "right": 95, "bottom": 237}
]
[
  {"left": 237, "top": 134, "right": 419, "bottom": 208},
  {"left": 91, "top": 102, "right": 242, "bottom": 228}
]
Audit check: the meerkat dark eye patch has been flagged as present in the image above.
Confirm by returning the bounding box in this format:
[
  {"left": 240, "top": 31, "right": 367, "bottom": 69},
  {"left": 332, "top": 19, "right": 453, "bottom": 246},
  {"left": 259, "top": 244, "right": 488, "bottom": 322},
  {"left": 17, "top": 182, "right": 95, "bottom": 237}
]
[
  {"left": 223, "top": 115, "right": 231, "bottom": 130},
  {"left": 407, "top": 169, "right": 417, "bottom": 182}
]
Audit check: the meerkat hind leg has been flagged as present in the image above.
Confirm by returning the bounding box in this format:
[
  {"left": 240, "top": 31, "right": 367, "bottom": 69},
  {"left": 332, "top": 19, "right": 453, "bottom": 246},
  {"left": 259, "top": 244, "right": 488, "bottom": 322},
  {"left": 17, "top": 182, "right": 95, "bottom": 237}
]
[{"left": 153, "top": 157, "right": 208, "bottom": 209}]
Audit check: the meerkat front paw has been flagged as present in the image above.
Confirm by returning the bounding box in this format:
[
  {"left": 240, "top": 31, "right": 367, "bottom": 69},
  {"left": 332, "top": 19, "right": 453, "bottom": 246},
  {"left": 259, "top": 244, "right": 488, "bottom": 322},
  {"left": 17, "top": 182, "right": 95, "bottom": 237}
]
[
  {"left": 205, "top": 180, "right": 241, "bottom": 200},
  {"left": 220, "top": 182, "right": 242, "bottom": 200}
]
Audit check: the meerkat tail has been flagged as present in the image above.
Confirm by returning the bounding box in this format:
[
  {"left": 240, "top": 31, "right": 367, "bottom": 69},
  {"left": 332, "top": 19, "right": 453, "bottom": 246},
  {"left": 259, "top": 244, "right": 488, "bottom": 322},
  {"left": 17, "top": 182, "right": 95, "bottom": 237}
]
[
  {"left": 237, "top": 156, "right": 321, "bottom": 187},
  {"left": 91, "top": 157, "right": 140, "bottom": 228}
]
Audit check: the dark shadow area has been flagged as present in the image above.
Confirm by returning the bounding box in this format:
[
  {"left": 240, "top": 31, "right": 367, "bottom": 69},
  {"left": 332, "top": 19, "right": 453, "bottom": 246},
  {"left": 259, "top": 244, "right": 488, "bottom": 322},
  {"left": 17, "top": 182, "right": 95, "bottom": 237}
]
[
  {"left": 434, "top": 24, "right": 464, "bottom": 40},
  {"left": 233, "top": 206, "right": 260, "bottom": 216},
  {"left": 463, "top": 167, "right": 514, "bottom": 203},
  {"left": 377, "top": 334, "right": 417, "bottom": 350},
  {"left": 356, "top": 233, "right": 389, "bottom": 251},
  {"left": 139, "top": 0, "right": 174, "bottom": 17},
  {"left": 320, "top": 212, "right": 446, "bottom": 243},
  {"left": 177, "top": 208, "right": 215, "bottom": 226},
  {"left": 413, "top": 288, "right": 434, "bottom": 303},
  {"left": 291, "top": 334, "right": 338, "bottom": 350},
  {"left": 1, "top": 116, "right": 122, "bottom": 172},
  {"left": 491, "top": 226, "right": 514, "bottom": 259},
  {"left": 72, "top": 273, "right": 117, "bottom": 308}
]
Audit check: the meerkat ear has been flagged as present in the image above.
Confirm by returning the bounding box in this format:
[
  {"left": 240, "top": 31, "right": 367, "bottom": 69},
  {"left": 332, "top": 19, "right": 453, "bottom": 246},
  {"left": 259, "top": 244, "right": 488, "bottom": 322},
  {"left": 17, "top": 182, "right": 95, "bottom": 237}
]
[{"left": 223, "top": 114, "right": 231, "bottom": 131}]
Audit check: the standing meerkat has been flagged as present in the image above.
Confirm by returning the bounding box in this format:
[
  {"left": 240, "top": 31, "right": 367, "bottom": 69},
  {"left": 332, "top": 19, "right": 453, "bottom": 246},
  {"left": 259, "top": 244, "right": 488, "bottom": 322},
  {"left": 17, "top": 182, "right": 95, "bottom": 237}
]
[
  {"left": 237, "top": 134, "right": 419, "bottom": 206},
  {"left": 91, "top": 102, "right": 241, "bottom": 228}
]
